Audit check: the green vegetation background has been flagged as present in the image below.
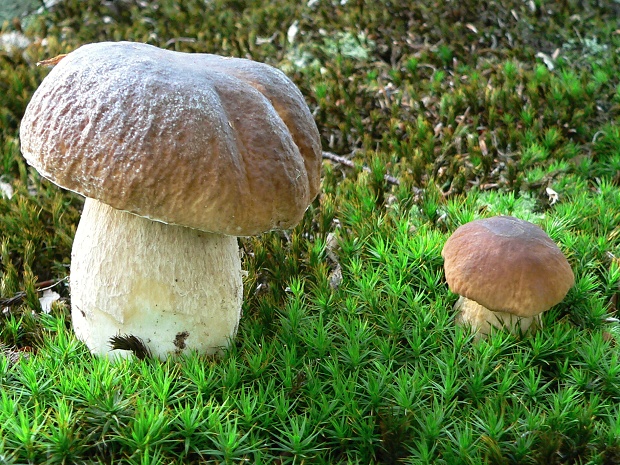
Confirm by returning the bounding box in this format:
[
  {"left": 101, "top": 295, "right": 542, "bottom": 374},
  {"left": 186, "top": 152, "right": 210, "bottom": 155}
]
[{"left": 1, "top": 0, "right": 620, "bottom": 463}]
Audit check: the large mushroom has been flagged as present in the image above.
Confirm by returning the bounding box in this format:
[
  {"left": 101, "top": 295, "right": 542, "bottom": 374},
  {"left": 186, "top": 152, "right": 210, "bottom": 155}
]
[
  {"left": 20, "top": 41, "right": 321, "bottom": 359},
  {"left": 442, "top": 216, "right": 574, "bottom": 339}
]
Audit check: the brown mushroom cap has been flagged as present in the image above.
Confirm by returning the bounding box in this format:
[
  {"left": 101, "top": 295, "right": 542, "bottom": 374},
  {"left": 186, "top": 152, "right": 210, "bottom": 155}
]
[
  {"left": 20, "top": 41, "right": 322, "bottom": 236},
  {"left": 442, "top": 216, "right": 574, "bottom": 317}
]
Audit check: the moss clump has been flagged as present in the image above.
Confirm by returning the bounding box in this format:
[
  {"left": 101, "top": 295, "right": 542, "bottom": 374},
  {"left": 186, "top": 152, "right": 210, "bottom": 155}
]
[{"left": 0, "top": 0, "right": 619, "bottom": 463}]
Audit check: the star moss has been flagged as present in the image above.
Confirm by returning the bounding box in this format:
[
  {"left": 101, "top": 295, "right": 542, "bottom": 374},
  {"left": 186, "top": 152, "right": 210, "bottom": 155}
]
[{"left": 1, "top": 0, "right": 620, "bottom": 463}]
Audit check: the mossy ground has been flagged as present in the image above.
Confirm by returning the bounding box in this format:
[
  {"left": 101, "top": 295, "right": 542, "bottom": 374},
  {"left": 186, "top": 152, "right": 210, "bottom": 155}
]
[{"left": 1, "top": 0, "right": 620, "bottom": 463}]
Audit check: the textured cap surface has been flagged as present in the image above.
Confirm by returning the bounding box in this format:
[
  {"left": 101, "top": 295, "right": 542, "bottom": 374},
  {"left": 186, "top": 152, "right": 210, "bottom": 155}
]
[
  {"left": 20, "top": 41, "right": 322, "bottom": 235},
  {"left": 442, "top": 216, "right": 574, "bottom": 317}
]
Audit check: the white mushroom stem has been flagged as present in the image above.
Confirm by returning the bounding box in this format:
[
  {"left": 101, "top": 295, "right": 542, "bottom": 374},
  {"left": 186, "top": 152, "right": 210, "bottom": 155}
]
[
  {"left": 454, "top": 296, "right": 542, "bottom": 340},
  {"left": 70, "top": 198, "right": 243, "bottom": 360}
]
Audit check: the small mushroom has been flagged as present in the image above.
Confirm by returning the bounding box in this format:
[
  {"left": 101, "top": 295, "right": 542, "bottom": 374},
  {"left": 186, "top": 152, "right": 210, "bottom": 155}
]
[
  {"left": 20, "top": 41, "right": 321, "bottom": 359},
  {"left": 442, "top": 216, "right": 574, "bottom": 339}
]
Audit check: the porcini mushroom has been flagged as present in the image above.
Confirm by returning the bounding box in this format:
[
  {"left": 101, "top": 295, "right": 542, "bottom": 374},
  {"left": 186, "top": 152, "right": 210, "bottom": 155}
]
[
  {"left": 19, "top": 41, "right": 321, "bottom": 359},
  {"left": 442, "top": 216, "right": 574, "bottom": 339}
]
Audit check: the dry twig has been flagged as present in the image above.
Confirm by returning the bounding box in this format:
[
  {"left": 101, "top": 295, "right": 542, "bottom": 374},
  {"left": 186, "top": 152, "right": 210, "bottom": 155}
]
[{"left": 322, "top": 151, "right": 400, "bottom": 186}]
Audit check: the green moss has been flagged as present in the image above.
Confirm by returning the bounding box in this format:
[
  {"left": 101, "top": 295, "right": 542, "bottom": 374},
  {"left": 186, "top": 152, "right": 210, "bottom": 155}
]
[{"left": 0, "top": 0, "right": 619, "bottom": 463}]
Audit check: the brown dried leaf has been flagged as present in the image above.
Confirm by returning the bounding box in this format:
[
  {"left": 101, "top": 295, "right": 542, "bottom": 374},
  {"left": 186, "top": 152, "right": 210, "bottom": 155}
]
[{"left": 37, "top": 54, "right": 68, "bottom": 67}]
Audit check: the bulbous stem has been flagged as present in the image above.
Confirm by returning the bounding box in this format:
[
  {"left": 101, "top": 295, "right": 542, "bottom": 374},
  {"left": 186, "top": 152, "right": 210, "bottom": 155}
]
[
  {"left": 454, "top": 296, "right": 541, "bottom": 340},
  {"left": 70, "top": 198, "right": 243, "bottom": 360}
]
